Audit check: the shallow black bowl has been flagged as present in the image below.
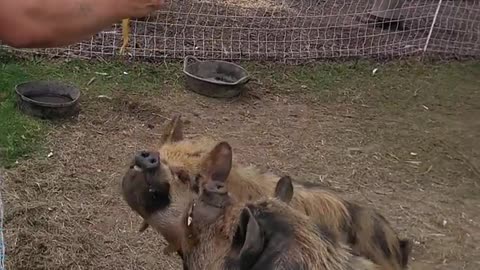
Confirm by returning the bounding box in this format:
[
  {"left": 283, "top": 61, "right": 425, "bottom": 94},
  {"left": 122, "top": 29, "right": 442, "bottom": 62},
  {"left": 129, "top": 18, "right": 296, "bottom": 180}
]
[
  {"left": 15, "top": 80, "right": 81, "bottom": 119},
  {"left": 183, "top": 56, "right": 250, "bottom": 98}
]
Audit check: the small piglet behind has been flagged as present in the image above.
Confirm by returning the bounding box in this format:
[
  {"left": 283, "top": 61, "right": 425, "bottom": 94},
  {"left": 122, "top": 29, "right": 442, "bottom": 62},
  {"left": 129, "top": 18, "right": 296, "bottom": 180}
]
[{"left": 180, "top": 141, "right": 379, "bottom": 270}]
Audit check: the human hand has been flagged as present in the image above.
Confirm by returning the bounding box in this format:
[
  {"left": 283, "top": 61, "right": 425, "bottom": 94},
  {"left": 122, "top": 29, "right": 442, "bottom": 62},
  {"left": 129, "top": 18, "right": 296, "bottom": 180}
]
[{"left": 120, "top": 0, "right": 167, "bottom": 18}]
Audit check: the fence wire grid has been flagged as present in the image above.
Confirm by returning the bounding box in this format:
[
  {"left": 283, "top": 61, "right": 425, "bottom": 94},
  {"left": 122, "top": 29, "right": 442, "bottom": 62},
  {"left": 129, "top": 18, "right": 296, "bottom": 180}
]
[{"left": 1, "top": 0, "right": 480, "bottom": 63}]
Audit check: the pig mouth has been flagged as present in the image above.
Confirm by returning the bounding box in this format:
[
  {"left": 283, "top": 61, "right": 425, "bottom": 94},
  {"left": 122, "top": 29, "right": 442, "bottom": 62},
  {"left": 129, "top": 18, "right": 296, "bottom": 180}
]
[
  {"left": 124, "top": 158, "right": 172, "bottom": 215},
  {"left": 127, "top": 163, "right": 164, "bottom": 193},
  {"left": 133, "top": 164, "right": 143, "bottom": 172}
]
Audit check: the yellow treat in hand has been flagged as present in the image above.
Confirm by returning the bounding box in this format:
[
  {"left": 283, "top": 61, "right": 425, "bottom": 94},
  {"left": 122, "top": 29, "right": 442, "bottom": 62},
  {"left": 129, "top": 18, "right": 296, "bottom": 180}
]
[{"left": 119, "top": 18, "right": 130, "bottom": 55}]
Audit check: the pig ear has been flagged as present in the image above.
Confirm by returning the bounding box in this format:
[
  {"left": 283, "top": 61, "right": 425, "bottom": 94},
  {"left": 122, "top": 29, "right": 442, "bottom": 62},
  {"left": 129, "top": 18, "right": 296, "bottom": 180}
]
[
  {"left": 231, "top": 207, "right": 265, "bottom": 269},
  {"left": 274, "top": 176, "right": 294, "bottom": 204},
  {"left": 202, "top": 142, "right": 232, "bottom": 183},
  {"left": 160, "top": 115, "right": 184, "bottom": 145}
]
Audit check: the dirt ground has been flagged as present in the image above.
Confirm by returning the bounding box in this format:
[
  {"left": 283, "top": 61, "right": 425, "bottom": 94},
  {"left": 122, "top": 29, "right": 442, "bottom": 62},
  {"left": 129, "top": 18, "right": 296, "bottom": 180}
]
[{"left": 2, "top": 61, "right": 480, "bottom": 270}]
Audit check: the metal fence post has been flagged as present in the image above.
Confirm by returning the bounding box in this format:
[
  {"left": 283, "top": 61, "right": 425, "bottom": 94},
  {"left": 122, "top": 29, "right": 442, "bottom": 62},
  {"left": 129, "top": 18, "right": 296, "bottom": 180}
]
[{"left": 423, "top": 0, "right": 444, "bottom": 53}]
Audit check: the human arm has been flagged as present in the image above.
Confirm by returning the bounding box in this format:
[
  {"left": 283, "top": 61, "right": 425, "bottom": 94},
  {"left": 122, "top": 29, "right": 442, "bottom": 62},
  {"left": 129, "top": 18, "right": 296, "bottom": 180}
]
[{"left": 0, "top": 0, "right": 164, "bottom": 48}]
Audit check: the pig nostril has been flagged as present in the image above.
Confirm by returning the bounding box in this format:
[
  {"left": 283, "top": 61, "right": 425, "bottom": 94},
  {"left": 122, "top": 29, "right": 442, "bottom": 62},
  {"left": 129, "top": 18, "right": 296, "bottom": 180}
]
[{"left": 134, "top": 151, "right": 160, "bottom": 170}]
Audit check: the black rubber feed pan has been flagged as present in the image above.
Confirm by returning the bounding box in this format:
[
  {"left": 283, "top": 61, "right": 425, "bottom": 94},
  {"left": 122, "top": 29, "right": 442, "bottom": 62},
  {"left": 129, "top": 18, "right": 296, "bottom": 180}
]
[
  {"left": 15, "top": 80, "right": 81, "bottom": 119},
  {"left": 183, "top": 56, "right": 250, "bottom": 98}
]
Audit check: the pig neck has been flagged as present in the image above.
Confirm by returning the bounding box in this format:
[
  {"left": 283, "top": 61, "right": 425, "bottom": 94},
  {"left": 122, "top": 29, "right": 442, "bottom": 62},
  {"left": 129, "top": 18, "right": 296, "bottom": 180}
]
[{"left": 146, "top": 204, "right": 185, "bottom": 252}]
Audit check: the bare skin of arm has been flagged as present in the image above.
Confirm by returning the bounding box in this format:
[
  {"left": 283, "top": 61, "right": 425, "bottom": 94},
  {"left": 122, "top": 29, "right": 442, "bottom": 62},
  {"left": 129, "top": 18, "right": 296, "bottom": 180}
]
[{"left": 0, "top": 0, "right": 164, "bottom": 48}]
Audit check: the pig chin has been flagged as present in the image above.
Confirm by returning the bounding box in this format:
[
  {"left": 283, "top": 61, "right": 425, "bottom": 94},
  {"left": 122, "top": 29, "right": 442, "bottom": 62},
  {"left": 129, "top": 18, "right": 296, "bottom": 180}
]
[{"left": 122, "top": 165, "right": 173, "bottom": 218}]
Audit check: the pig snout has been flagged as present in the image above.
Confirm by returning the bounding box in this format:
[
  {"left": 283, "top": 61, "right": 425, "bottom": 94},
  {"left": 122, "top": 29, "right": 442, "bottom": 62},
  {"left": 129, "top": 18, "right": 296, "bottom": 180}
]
[{"left": 134, "top": 151, "right": 160, "bottom": 171}]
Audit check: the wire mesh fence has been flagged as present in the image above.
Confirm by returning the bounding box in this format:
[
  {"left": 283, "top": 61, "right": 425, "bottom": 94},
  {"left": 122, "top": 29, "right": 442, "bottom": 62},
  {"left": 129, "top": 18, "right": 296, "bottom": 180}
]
[{"left": 1, "top": 0, "right": 479, "bottom": 63}]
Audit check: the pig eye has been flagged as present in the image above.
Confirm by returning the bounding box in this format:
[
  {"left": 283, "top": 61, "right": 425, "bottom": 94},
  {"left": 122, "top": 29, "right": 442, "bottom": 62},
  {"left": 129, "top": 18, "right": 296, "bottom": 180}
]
[
  {"left": 176, "top": 170, "right": 191, "bottom": 184},
  {"left": 170, "top": 167, "right": 190, "bottom": 184}
]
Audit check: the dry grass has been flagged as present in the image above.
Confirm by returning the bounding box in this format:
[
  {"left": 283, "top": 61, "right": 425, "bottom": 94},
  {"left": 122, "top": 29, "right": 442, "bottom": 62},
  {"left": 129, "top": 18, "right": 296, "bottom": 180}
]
[{"left": 2, "top": 57, "right": 480, "bottom": 270}]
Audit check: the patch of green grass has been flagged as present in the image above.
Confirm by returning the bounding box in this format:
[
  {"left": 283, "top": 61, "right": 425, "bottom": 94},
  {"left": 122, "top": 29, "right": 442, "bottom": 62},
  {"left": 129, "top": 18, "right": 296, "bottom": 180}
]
[
  {"left": 14, "top": 57, "right": 183, "bottom": 96},
  {"left": 0, "top": 57, "right": 45, "bottom": 167},
  {"left": 248, "top": 59, "right": 480, "bottom": 113}
]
